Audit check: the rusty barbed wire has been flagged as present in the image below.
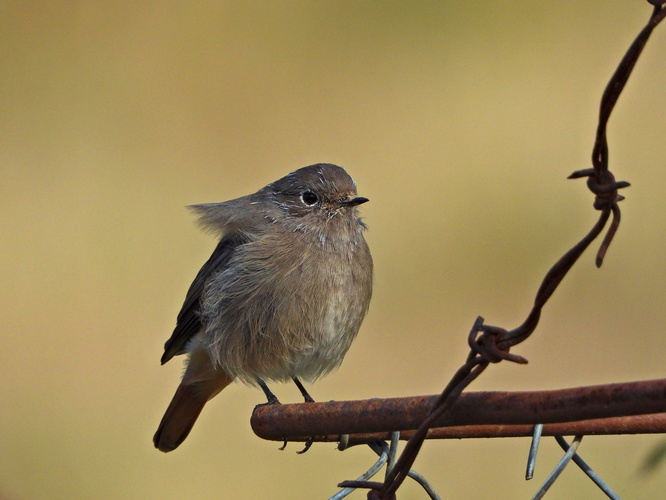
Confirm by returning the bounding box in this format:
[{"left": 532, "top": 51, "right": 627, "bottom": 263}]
[
  {"left": 368, "top": 4, "right": 666, "bottom": 497},
  {"left": 249, "top": 3, "right": 666, "bottom": 498},
  {"left": 566, "top": 1, "right": 666, "bottom": 269}
]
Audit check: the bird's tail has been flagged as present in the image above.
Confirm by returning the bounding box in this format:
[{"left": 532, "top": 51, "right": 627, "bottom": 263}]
[{"left": 154, "top": 349, "right": 233, "bottom": 452}]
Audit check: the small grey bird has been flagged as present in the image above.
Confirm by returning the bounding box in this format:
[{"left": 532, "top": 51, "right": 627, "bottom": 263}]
[{"left": 153, "top": 163, "right": 373, "bottom": 452}]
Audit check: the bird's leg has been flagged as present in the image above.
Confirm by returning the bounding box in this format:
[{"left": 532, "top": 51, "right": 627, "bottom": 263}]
[
  {"left": 257, "top": 378, "right": 280, "bottom": 405},
  {"left": 292, "top": 377, "right": 315, "bottom": 403},
  {"left": 292, "top": 377, "right": 315, "bottom": 453},
  {"left": 255, "top": 378, "right": 290, "bottom": 450}
]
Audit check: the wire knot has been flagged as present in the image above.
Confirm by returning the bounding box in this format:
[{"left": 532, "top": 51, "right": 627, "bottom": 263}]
[
  {"left": 569, "top": 168, "right": 630, "bottom": 210},
  {"left": 468, "top": 318, "right": 528, "bottom": 365},
  {"left": 568, "top": 168, "right": 630, "bottom": 267},
  {"left": 567, "top": 168, "right": 630, "bottom": 210}
]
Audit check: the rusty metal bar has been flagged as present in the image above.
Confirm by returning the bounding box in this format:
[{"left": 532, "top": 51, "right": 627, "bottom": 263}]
[
  {"left": 261, "top": 413, "right": 666, "bottom": 445},
  {"left": 337, "top": 413, "right": 666, "bottom": 446},
  {"left": 250, "top": 378, "right": 666, "bottom": 442}
]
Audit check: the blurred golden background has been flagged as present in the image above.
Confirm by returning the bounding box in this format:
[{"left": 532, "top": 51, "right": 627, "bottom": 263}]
[{"left": 2, "top": 1, "right": 665, "bottom": 499}]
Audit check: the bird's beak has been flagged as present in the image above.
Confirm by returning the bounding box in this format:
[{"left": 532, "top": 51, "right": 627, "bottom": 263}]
[{"left": 340, "top": 196, "right": 369, "bottom": 207}]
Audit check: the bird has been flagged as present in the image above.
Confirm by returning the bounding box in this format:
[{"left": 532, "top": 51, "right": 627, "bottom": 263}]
[{"left": 153, "top": 163, "right": 373, "bottom": 452}]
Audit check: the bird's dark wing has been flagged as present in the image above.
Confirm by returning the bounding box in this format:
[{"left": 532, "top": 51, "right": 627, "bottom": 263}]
[{"left": 160, "top": 232, "right": 249, "bottom": 364}]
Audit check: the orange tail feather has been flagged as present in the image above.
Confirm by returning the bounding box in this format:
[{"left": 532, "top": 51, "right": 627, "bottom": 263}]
[
  {"left": 154, "top": 349, "right": 233, "bottom": 452},
  {"left": 153, "top": 383, "right": 209, "bottom": 452}
]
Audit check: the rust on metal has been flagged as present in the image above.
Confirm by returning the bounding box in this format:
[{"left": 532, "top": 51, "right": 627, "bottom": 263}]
[{"left": 251, "top": 379, "right": 666, "bottom": 441}]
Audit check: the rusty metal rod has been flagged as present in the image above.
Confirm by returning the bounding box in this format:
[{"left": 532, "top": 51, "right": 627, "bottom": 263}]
[
  {"left": 334, "top": 413, "right": 666, "bottom": 446},
  {"left": 251, "top": 378, "right": 666, "bottom": 442}
]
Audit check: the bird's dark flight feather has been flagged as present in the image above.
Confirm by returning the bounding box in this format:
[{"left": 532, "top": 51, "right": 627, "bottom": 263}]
[{"left": 160, "top": 232, "right": 249, "bottom": 364}]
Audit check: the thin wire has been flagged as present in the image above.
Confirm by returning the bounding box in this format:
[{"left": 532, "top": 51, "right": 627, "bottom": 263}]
[
  {"left": 407, "top": 470, "right": 442, "bottom": 500},
  {"left": 367, "top": 434, "right": 441, "bottom": 500},
  {"left": 526, "top": 424, "right": 544, "bottom": 480},
  {"left": 328, "top": 442, "right": 389, "bottom": 500},
  {"left": 530, "top": 435, "right": 583, "bottom": 500},
  {"left": 385, "top": 431, "right": 400, "bottom": 479},
  {"left": 554, "top": 436, "right": 621, "bottom": 500}
]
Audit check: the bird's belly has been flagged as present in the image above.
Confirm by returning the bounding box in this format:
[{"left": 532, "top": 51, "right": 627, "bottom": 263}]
[{"left": 206, "top": 235, "right": 370, "bottom": 386}]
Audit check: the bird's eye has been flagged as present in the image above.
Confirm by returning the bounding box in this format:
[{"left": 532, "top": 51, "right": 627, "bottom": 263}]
[{"left": 301, "top": 191, "right": 318, "bottom": 205}]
